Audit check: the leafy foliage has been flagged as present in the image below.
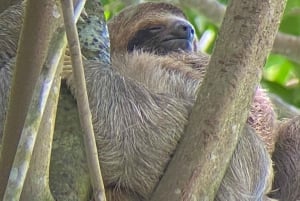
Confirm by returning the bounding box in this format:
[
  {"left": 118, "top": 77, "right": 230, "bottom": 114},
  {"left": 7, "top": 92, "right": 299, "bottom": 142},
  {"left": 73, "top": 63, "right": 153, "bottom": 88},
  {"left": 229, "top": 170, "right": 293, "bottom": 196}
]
[{"left": 263, "top": 0, "right": 300, "bottom": 106}]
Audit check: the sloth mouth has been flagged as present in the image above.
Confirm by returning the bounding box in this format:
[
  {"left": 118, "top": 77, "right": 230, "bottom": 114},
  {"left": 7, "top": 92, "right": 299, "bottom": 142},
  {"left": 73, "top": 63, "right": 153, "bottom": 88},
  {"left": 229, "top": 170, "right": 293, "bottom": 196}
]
[
  {"left": 161, "top": 38, "right": 193, "bottom": 52},
  {"left": 162, "top": 37, "right": 191, "bottom": 42}
]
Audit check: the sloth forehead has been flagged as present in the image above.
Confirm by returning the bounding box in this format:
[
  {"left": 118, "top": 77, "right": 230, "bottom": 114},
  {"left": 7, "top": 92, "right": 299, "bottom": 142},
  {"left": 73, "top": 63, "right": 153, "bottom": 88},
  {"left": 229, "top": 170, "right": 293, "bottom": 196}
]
[
  {"left": 133, "top": 15, "right": 189, "bottom": 30},
  {"left": 108, "top": 2, "right": 188, "bottom": 52},
  {"left": 109, "top": 2, "right": 187, "bottom": 27}
]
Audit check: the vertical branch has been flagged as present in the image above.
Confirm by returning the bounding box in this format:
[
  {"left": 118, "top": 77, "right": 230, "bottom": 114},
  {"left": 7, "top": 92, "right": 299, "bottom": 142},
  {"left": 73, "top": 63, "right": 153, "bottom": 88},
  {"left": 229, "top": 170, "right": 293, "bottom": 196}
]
[
  {"left": 150, "top": 0, "right": 287, "bottom": 200},
  {"left": 60, "top": 0, "right": 106, "bottom": 201},
  {"left": 3, "top": 30, "right": 66, "bottom": 201},
  {"left": 0, "top": 1, "right": 60, "bottom": 199}
]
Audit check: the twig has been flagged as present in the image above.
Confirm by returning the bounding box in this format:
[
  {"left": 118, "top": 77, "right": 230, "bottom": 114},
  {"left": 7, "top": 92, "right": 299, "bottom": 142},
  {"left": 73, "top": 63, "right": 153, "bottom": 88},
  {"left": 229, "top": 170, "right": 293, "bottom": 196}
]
[{"left": 60, "top": 0, "right": 106, "bottom": 201}]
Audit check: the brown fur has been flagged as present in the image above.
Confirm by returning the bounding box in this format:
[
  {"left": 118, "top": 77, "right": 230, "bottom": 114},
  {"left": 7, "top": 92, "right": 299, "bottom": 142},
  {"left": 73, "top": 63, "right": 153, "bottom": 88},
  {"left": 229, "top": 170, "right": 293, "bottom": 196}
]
[
  {"left": 108, "top": 2, "right": 277, "bottom": 153},
  {"left": 269, "top": 117, "right": 300, "bottom": 200},
  {"left": 81, "top": 3, "right": 276, "bottom": 200},
  {"left": 0, "top": 3, "right": 23, "bottom": 141},
  {"left": 0, "top": 2, "right": 296, "bottom": 201},
  {"left": 248, "top": 88, "right": 278, "bottom": 153},
  {"left": 84, "top": 53, "right": 274, "bottom": 201},
  {"left": 108, "top": 3, "right": 189, "bottom": 54},
  {"left": 0, "top": 2, "right": 275, "bottom": 201}
]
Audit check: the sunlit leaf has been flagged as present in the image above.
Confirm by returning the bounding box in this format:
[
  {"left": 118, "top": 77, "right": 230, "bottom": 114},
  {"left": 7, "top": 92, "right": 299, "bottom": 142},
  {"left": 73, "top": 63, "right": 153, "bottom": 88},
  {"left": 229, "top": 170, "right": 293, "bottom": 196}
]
[{"left": 264, "top": 55, "right": 295, "bottom": 85}]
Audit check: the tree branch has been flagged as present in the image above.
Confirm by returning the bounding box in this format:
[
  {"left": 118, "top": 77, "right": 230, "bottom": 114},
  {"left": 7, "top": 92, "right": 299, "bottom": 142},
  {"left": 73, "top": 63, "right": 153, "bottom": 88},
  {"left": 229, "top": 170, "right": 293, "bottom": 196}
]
[
  {"left": 269, "top": 93, "right": 300, "bottom": 119},
  {"left": 3, "top": 30, "right": 66, "bottom": 201},
  {"left": 150, "top": 0, "right": 287, "bottom": 200},
  {"left": 272, "top": 32, "right": 300, "bottom": 63},
  {"left": 0, "top": 0, "right": 61, "bottom": 198},
  {"left": 60, "top": 0, "right": 106, "bottom": 200},
  {"left": 177, "top": 0, "right": 300, "bottom": 64},
  {"left": 180, "top": 0, "right": 225, "bottom": 26}
]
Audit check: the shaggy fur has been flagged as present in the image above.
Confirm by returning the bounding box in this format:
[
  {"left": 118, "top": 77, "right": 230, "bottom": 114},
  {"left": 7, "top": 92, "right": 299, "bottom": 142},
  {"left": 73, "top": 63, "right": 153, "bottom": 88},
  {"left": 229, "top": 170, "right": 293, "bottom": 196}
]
[
  {"left": 269, "top": 117, "right": 300, "bottom": 200},
  {"left": 84, "top": 53, "right": 274, "bottom": 200},
  {"left": 0, "top": 2, "right": 289, "bottom": 201},
  {"left": 88, "top": 3, "right": 276, "bottom": 200},
  {"left": 0, "top": 3, "right": 23, "bottom": 140}
]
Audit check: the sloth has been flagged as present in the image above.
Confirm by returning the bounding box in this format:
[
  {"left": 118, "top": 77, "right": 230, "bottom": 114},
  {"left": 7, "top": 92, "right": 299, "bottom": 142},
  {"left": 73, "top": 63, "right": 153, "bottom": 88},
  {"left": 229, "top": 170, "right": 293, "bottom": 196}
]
[
  {"left": 108, "top": 2, "right": 277, "bottom": 153},
  {"left": 0, "top": 2, "right": 274, "bottom": 201},
  {"left": 82, "top": 2, "right": 276, "bottom": 201},
  {"left": 1, "top": 2, "right": 299, "bottom": 201}
]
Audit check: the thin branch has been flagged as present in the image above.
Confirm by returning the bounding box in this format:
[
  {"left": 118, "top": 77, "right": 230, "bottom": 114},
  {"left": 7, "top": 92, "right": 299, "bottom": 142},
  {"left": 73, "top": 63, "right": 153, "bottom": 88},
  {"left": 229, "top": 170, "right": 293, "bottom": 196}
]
[
  {"left": 269, "top": 93, "right": 300, "bottom": 119},
  {"left": 0, "top": 0, "right": 59, "bottom": 198},
  {"left": 1, "top": 1, "right": 87, "bottom": 199},
  {"left": 3, "top": 29, "right": 66, "bottom": 201},
  {"left": 150, "top": 0, "right": 287, "bottom": 200},
  {"left": 180, "top": 0, "right": 225, "bottom": 26},
  {"left": 178, "top": 0, "right": 300, "bottom": 64},
  {"left": 272, "top": 32, "right": 300, "bottom": 63},
  {"left": 122, "top": 0, "right": 145, "bottom": 6},
  {"left": 60, "top": 0, "right": 106, "bottom": 201}
]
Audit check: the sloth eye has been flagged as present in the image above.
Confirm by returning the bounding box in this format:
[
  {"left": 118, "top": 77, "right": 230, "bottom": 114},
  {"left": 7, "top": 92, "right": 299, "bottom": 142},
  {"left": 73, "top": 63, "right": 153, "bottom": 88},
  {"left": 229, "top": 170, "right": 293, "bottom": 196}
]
[{"left": 147, "top": 26, "right": 164, "bottom": 34}]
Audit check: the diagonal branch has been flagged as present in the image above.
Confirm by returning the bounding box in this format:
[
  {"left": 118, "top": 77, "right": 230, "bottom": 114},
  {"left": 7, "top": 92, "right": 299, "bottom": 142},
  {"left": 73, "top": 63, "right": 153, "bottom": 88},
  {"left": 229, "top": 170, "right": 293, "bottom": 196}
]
[
  {"left": 3, "top": 30, "right": 66, "bottom": 201},
  {"left": 150, "top": 0, "right": 287, "bottom": 200},
  {"left": 272, "top": 32, "right": 300, "bottom": 64},
  {"left": 178, "top": 0, "right": 300, "bottom": 64}
]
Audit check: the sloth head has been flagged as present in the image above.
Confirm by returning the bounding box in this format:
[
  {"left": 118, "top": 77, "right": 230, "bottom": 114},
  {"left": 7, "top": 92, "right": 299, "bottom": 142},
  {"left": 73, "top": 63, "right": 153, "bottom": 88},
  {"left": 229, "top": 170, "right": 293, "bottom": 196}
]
[{"left": 108, "top": 2, "right": 197, "bottom": 55}]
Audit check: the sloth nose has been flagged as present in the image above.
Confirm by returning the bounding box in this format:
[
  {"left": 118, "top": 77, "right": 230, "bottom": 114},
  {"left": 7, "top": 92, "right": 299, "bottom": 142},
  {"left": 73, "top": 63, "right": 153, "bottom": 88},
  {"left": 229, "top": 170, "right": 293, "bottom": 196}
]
[{"left": 173, "top": 20, "right": 195, "bottom": 40}]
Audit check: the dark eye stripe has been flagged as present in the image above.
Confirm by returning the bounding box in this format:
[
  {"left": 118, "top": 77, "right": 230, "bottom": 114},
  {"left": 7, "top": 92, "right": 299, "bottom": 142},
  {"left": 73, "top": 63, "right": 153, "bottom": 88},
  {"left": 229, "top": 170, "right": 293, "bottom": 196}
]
[
  {"left": 147, "top": 26, "right": 164, "bottom": 33},
  {"left": 127, "top": 29, "right": 160, "bottom": 52}
]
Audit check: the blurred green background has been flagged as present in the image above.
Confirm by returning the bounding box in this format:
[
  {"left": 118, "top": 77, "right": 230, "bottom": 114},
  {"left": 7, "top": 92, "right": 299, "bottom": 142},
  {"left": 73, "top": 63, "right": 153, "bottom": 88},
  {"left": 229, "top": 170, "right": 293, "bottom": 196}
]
[{"left": 101, "top": 0, "right": 300, "bottom": 107}]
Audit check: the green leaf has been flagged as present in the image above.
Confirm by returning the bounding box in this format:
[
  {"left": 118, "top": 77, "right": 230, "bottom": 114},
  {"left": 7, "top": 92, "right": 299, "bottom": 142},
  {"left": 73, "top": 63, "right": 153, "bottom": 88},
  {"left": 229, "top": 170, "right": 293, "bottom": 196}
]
[{"left": 264, "top": 55, "right": 294, "bottom": 85}]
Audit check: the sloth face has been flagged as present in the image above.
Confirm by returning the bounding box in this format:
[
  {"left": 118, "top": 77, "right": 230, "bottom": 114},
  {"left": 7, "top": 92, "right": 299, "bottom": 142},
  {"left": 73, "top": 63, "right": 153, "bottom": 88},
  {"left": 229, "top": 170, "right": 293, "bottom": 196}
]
[{"left": 127, "top": 18, "right": 195, "bottom": 55}]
